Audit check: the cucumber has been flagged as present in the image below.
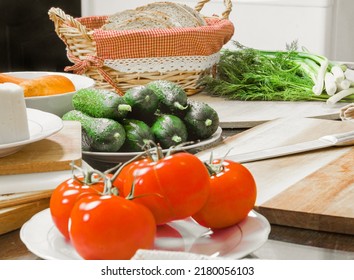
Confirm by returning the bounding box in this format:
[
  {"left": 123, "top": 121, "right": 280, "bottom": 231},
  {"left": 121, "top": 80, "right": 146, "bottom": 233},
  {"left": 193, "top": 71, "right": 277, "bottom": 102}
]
[
  {"left": 146, "top": 80, "right": 188, "bottom": 116},
  {"left": 183, "top": 100, "right": 219, "bottom": 140},
  {"left": 121, "top": 119, "right": 155, "bottom": 152},
  {"left": 151, "top": 114, "right": 188, "bottom": 149},
  {"left": 72, "top": 88, "right": 131, "bottom": 120},
  {"left": 123, "top": 85, "right": 159, "bottom": 124},
  {"left": 62, "top": 110, "right": 126, "bottom": 152}
]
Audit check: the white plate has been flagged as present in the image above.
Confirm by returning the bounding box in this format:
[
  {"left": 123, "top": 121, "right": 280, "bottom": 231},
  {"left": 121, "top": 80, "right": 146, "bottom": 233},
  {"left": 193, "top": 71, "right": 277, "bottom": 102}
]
[
  {"left": 0, "top": 108, "right": 63, "bottom": 157},
  {"left": 20, "top": 208, "right": 270, "bottom": 260},
  {"left": 82, "top": 127, "right": 223, "bottom": 163},
  {"left": 6, "top": 71, "right": 95, "bottom": 117}
]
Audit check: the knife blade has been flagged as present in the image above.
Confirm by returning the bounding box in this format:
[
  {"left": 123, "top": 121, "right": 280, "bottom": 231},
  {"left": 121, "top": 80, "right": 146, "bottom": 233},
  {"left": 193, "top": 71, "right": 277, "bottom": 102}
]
[{"left": 226, "top": 130, "right": 354, "bottom": 164}]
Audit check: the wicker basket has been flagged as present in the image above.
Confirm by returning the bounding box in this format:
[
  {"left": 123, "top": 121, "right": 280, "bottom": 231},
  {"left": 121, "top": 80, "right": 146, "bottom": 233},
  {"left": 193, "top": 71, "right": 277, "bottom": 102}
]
[{"left": 48, "top": 0, "right": 234, "bottom": 96}]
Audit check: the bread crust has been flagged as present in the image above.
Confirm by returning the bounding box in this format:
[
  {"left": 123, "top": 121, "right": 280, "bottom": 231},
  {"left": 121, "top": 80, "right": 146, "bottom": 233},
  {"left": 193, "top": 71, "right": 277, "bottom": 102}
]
[
  {"left": 102, "top": 1, "right": 207, "bottom": 31},
  {"left": 102, "top": 15, "right": 173, "bottom": 30},
  {"left": 19, "top": 75, "right": 76, "bottom": 97},
  {"left": 179, "top": 3, "right": 206, "bottom": 26},
  {"left": 136, "top": 2, "right": 200, "bottom": 27}
]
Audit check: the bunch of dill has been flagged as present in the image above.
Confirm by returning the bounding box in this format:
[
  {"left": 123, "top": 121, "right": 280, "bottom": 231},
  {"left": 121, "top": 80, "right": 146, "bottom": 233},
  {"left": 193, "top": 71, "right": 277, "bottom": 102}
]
[{"left": 201, "top": 41, "right": 328, "bottom": 101}]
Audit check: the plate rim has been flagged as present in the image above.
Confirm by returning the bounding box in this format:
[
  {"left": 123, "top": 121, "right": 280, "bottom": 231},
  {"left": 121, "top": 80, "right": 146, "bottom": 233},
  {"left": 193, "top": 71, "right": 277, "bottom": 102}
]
[
  {"left": 20, "top": 208, "right": 270, "bottom": 260},
  {"left": 4, "top": 71, "right": 95, "bottom": 100},
  {"left": 0, "top": 108, "right": 63, "bottom": 150},
  {"left": 82, "top": 126, "right": 223, "bottom": 162}
]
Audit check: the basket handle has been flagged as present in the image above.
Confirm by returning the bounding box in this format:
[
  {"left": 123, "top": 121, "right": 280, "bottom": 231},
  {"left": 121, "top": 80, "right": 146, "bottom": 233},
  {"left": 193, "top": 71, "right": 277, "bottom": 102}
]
[
  {"left": 48, "top": 7, "right": 92, "bottom": 41},
  {"left": 194, "top": 0, "right": 232, "bottom": 20}
]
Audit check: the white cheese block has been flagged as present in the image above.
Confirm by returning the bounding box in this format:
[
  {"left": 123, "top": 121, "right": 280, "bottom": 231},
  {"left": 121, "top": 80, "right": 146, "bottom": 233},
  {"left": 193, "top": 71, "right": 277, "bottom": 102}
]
[{"left": 0, "top": 83, "right": 30, "bottom": 145}]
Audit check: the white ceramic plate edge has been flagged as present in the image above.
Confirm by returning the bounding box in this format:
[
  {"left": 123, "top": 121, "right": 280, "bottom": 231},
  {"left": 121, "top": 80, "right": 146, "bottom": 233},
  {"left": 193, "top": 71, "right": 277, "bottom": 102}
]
[
  {"left": 20, "top": 208, "right": 270, "bottom": 260},
  {"left": 82, "top": 127, "right": 223, "bottom": 163},
  {"left": 5, "top": 71, "right": 95, "bottom": 98},
  {"left": 0, "top": 108, "right": 63, "bottom": 157}
]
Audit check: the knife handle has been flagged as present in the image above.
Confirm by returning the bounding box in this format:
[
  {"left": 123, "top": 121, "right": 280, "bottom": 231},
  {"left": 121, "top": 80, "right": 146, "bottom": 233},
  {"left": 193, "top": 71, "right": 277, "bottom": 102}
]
[{"left": 321, "top": 130, "right": 354, "bottom": 146}]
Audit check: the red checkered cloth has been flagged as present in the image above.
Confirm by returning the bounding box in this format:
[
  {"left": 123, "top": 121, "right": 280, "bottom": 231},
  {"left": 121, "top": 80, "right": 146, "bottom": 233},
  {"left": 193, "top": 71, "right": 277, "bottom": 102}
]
[{"left": 77, "top": 16, "right": 234, "bottom": 59}]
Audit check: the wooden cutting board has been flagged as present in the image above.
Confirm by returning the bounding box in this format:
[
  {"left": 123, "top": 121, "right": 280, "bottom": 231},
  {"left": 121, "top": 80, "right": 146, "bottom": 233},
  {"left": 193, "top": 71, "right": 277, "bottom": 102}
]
[
  {"left": 0, "top": 197, "right": 50, "bottom": 235},
  {"left": 190, "top": 92, "right": 346, "bottom": 128},
  {"left": 0, "top": 121, "right": 82, "bottom": 175},
  {"left": 196, "top": 117, "right": 354, "bottom": 235},
  {"left": 0, "top": 190, "right": 53, "bottom": 235}
]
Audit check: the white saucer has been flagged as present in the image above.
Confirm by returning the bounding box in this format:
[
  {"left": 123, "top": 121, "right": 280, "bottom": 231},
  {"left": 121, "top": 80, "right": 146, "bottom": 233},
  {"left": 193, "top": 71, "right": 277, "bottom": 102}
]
[
  {"left": 0, "top": 108, "right": 63, "bottom": 157},
  {"left": 20, "top": 208, "right": 270, "bottom": 260}
]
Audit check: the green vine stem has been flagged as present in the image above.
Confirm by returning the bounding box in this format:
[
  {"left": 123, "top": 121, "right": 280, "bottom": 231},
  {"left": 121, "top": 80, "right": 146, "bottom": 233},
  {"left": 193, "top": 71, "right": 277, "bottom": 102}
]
[
  {"left": 69, "top": 161, "right": 116, "bottom": 195},
  {"left": 203, "top": 148, "right": 234, "bottom": 176}
]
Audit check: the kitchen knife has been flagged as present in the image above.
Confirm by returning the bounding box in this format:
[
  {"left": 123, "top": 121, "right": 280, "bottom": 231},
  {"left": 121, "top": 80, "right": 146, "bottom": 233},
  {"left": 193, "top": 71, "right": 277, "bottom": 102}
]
[{"left": 226, "top": 130, "right": 354, "bottom": 164}]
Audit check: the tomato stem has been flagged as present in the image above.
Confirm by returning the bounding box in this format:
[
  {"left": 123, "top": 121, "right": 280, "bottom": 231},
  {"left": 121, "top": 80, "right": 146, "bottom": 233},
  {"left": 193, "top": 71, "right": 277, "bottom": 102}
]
[
  {"left": 104, "top": 162, "right": 123, "bottom": 176},
  {"left": 125, "top": 177, "right": 137, "bottom": 200},
  {"left": 70, "top": 161, "right": 92, "bottom": 185},
  {"left": 156, "top": 145, "right": 164, "bottom": 160},
  {"left": 92, "top": 169, "right": 113, "bottom": 195},
  {"left": 219, "top": 148, "right": 233, "bottom": 168},
  {"left": 204, "top": 148, "right": 234, "bottom": 176},
  {"left": 125, "top": 177, "right": 164, "bottom": 201},
  {"left": 69, "top": 161, "right": 118, "bottom": 195},
  {"left": 203, "top": 162, "right": 217, "bottom": 176},
  {"left": 109, "top": 152, "right": 149, "bottom": 183},
  {"left": 165, "top": 141, "right": 195, "bottom": 157}
]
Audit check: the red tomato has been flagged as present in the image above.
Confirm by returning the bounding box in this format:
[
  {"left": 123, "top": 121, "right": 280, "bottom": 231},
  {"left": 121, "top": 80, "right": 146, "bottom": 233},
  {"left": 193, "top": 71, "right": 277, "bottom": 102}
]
[
  {"left": 112, "top": 157, "right": 152, "bottom": 196},
  {"left": 69, "top": 194, "right": 156, "bottom": 260},
  {"left": 121, "top": 152, "right": 210, "bottom": 225},
  {"left": 192, "top": 159, "right": 257, "bottom": 229},
  {"left": 49, "top": 176, "right": 104, "bottom": 240}
]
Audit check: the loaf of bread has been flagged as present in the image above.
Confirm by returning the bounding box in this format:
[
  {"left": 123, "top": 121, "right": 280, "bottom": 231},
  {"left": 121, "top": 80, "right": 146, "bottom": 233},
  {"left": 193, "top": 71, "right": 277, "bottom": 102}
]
[
  {"left": 178, "top": 3, "right": 207, "bottom": 26},
  {"left": 19, "top": 75, "right": 76, "bottom": 97},
  {"left": 103, "top": 13, "right": 173, "bottom": 31},
  {"left": 0, "top": 73, "right": 28, "bottom": 85},
  {"left": 135, "top": 2, "right": 202, "bottom": 27},
  {"left": 106, "top": 9, "right": 141, "bottom": 24},
  {"left": 101, "top": 1, "right": 207, "bottom": 31}
]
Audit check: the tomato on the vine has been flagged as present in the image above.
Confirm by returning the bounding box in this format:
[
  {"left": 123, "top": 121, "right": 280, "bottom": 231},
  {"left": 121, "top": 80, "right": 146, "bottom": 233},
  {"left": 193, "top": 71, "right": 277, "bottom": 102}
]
[
  {"left": 69, "top": 194, "right": 156, "bottom": 260},
  {"left": 49, "top": 175, "right": 104, "bottom": 240},
  {"left": 119, "top": 152, "right": 210, "bottom": 225},
  {"left": 112, "top": 157, "right": 152, "bottom": 195},
  {"left": 192, "top": 159, "right": 257, "bottom": 229}
]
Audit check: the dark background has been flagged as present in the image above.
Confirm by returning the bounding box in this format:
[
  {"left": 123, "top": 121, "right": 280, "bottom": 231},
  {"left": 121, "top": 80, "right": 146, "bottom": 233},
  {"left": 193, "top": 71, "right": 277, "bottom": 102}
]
[{"left": 0, "top": 0, "right": 81, "bottom": 72}]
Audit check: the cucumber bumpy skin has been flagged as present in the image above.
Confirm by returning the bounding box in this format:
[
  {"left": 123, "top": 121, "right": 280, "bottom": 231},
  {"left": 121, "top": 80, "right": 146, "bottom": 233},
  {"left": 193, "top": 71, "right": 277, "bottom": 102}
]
[
  {"left": 151, "top": 114, "right": 188, "bottom": 149},
  {"left": 183, "top": 100, "right": 220, "bottom": 140},
  {"left": 121, "top": 119, "right": 155, "bottom": 152},
  {"left": 123, "top": 85, "right": 159, "bottom": 125},
  {"left": 146, "top": 80, "right": 188, "bottom": 116},
  {"left": 62, "top": 110, "right": 126, "bottom": 152},
  {"left": 72, "top": 88, "right": 131, "bottom": 120}
]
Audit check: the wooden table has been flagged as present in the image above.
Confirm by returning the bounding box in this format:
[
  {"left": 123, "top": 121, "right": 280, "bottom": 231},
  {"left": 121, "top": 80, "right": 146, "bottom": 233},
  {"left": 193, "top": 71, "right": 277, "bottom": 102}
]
[{"left": 2, "top": 128, "right": 354, "bottom": 260}]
